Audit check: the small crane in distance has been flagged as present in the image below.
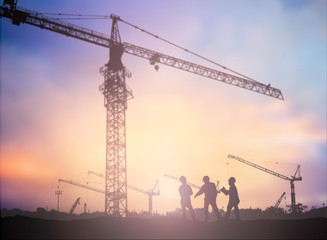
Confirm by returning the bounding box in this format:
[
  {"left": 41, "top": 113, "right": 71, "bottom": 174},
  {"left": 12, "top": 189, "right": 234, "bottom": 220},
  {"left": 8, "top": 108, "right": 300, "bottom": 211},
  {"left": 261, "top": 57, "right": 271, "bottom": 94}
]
[
  {"left": 68, "top": 197, "right": 81, "bottom": 214},
  {"left": 274, "top": 192, "right": 286, "bottom": 209},
  {"left": 227, "top": 154, "right": 302, "bottom": 213},
  {"left": 88, "top": 171, "right": 160, "bottom": 216},
  {"left": 127, "top": 180, "right": 160, "bottom": 216}
]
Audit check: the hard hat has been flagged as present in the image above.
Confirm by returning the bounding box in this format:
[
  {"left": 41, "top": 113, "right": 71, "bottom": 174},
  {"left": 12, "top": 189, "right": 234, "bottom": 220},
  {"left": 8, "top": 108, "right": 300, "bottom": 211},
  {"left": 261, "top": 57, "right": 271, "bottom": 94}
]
[
  {"left": 180, "top": 176, "right": 186, "bottom": 182},
  {"left": 203, "top": 176, "right": 210, "bottom": 182},
  {"left": 228, "top": 177, "right": 236, "bottom": 183}
]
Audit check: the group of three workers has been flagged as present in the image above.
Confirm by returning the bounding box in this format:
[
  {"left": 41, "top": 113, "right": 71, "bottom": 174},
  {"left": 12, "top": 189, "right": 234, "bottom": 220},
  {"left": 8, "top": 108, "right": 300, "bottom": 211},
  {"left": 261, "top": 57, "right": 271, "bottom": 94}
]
[{"left": 178, "top": 175, "right": 240, "bottom": 222}]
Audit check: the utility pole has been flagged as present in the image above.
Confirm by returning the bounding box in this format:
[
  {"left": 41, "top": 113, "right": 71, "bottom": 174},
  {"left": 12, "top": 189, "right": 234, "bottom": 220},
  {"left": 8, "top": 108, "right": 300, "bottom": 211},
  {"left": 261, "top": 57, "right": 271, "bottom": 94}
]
[{"left": 54, "top": 185, "right": 63, "bottom": 212}]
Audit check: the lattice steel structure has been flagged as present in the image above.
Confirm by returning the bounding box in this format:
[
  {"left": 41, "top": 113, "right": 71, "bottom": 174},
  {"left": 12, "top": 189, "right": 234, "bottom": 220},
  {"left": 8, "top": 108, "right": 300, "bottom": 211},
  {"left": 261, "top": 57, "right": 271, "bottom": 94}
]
[
  {"left": 0, "top": 5, "right": 283, "bottom": 101},
  {"left": 1, "top": 0, "right": 284, "bottom": 217},
  {"left": 99, "top": 16, "right": 133, "bottom": 216}
]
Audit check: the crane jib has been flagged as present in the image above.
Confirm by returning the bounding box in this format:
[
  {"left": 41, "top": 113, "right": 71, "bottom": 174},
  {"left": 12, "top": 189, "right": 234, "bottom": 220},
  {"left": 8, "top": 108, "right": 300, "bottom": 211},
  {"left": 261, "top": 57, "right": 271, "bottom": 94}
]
[{"left": 0, "top": 4, "right": 284, "bottom": 100}]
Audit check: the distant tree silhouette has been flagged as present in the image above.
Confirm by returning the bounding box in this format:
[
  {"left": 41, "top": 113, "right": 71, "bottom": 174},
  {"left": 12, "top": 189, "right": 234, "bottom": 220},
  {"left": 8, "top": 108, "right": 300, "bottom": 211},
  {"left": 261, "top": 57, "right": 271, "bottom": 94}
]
[
  {"left": 286, "top": 203, "right": 308, "bottom": 217},
  {"left": 263, "top": 207, "right": 287, "bottom": 219},
  {"left": 239, "top": 208, "right": 263, "bottom": 220}
]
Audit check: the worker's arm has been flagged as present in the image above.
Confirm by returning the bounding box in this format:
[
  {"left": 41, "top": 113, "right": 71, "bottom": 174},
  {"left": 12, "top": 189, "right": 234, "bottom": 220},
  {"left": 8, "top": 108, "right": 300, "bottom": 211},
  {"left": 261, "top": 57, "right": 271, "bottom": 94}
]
[
  {"left": 194, "top": 186, "right": 204, "bottom": 198},
  {"left": 220, "top": 187, "right": 229, "bottom": 195}
]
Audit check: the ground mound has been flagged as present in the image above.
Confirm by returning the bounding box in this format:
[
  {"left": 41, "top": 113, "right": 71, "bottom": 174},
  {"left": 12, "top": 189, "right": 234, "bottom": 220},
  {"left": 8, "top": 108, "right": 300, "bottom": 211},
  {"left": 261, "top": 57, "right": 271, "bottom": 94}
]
[{"left": 1, "top": 215, "right": 326, "bottom": 239}]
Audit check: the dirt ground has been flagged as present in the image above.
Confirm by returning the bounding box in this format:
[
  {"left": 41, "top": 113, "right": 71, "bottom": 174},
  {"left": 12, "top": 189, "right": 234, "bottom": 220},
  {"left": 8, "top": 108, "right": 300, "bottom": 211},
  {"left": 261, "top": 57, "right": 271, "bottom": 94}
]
[{"left": 1, "top": 215, "right": 326, "bottom": 239}]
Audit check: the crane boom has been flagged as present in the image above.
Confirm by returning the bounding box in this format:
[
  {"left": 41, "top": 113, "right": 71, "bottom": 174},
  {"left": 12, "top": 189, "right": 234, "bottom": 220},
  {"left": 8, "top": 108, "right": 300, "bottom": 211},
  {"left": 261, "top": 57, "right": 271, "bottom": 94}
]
[
  {"left": 127, "top": 185, "right": 148, "bottom": 195},
  {"left": 274, "top": 192, "right": 286, "bottom": 208},
  {"left": 87, "top": 170, "right": 157, "bottom": 195},
  {"left": 69, "top": 197, "right": 81, "bottom": 214},
  {"left": 58, "top": 179, "right": 105, "bottom": 194},
  {"left": 87, "top": 171, "right": 159, "bottom": 215},
  {"left": 58, "top": 179, "right": 125, "bottom": 204},
  {"left": 227, "top": 154, "right": 291, "bottom": 181},
  {"left": 0, "top": 5, "right": 283, "bottom": 100},
  {"left": 164, "top": 174, "right": 201, "bottom": 189},
  {"left": 88, "top": 171, "right": 105, "bottom": 179},
  {"left": 227, "top": 154, "right": 302, "bottom": 213}
]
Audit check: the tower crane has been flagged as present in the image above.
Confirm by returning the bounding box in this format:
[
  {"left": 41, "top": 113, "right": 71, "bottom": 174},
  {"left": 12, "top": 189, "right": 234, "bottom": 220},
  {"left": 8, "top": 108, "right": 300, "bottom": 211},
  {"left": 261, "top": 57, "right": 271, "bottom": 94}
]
[
  {"left": 58, "top": 178, "right": 104, "bottom": 214},
  {"left": 88, "top": 171, "right": 160, "bottom": 216},
  {"left": 127, "top": 181, "right": 160, "bottom": 216},
  {"left": 274, "top": 192, "right": 286, "bottom": 209},
  {"left": 68, "top": 197, "right": 81, "bottom": 214},
  {"left": 1, "top": 0, "right": 283, "bottom": 217},
  {"left": 88, "top": 171, "right": 105, "bottom": 179},
  {"left": 227, "top": 154, "right": 302, "bottom": 213}
]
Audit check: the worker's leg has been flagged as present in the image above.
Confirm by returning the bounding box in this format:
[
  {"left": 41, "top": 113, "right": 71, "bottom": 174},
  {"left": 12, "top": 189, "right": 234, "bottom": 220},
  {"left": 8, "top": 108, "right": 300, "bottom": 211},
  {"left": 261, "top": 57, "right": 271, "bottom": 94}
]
[
  {"left": 211, "top": 202, "right": 220, "bottom": 220},
  {"left": 225, "top": 203, "right": 232, "bottom": 219},
  {"left": 187, "top": 203, "right": 196, "bottom": 221},
  {"left": 181, "top": 205, "right": 186, "bottom": 219},
  {"left": 234, "top": 204, "right": 240, "bottom": 220},
  {"left": 204, "top": 201, "right": 209, "bottom": 222}
]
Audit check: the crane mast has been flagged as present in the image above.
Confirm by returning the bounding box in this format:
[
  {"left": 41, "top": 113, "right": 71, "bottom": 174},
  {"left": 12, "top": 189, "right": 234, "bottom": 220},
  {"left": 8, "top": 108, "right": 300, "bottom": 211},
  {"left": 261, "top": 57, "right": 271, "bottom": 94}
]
[
  {"left": 88, "top": 171, "right": 159, "bottom": 215},
  {"left": 227, "top": 154, "right": 302, "bottom": 213},
  {"left": 1, "top": 0, "right": 284, "bottom": 217},
  {"left": 99, "top": 16, "right": 132, "bottom": 217}
]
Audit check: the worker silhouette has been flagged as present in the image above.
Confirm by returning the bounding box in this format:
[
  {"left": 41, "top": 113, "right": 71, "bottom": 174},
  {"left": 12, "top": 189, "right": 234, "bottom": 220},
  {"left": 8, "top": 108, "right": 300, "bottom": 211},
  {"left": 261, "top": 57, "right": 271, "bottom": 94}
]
[
  {"left": 194, "top": 176, "right": 220, "bottom": 222},
  {"left": 221, "top": 177, "right": 240, "bottom": 220},
  {"left": 179, "top": 176, "right": 196, "bottom": 221}
]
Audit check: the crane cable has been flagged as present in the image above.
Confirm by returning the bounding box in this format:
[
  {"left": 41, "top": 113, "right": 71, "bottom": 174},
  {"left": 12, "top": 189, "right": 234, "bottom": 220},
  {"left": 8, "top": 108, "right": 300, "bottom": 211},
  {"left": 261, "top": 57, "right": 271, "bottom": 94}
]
[
  {"left": 41, "top": 13, "right": 260, "bottom": 83},
  {"left": 40, "top": 13, "right": 110, "bottom": 20},
  {"left": 117, "top": 16, "right": 260, "bottom": 83}
]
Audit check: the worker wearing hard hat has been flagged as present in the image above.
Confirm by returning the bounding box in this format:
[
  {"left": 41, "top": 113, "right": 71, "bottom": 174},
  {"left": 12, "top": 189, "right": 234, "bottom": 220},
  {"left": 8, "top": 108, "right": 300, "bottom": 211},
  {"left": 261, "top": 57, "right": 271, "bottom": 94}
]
[
  {"left": 194, "top": 175, "right": 220, "bottom": 222},
  {"left": 179, "top": 176, "right": 196, "bottom": 221},
  {"left": 221, "top": 177, "right": 240, "bottom": 220}
]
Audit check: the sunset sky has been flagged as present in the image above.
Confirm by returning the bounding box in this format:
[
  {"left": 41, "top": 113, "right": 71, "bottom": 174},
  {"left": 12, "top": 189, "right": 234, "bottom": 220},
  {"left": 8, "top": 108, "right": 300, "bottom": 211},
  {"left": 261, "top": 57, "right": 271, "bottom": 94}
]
[{"left": 1, "top": 0, "right": 326, "bottom": 215}]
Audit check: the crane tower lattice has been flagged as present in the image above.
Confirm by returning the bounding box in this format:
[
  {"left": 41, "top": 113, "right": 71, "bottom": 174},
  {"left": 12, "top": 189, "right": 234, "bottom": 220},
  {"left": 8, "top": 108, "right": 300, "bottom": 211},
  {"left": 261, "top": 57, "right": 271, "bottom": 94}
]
[{"left": 1, "top": 0, "right": 283, "bottom": 217}]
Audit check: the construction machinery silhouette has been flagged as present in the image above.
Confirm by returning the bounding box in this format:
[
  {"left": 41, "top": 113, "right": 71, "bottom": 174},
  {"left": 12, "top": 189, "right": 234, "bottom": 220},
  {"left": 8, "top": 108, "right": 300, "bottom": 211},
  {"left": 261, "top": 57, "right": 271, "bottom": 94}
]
[
  {"left": 88, "top": 171, "right": 160, "bottom": 216},
  {"left": 1, "top": 0, "right": 283, "bottom": 216},
  {"left": 69, "top": 197, "right": 81, "bottom": 214},
  {"left": 275, "top": 192, "right": 286, "bottom": 209},
  {"left": 59, "top": 175, "right": 159, "bottom": 216},
  {"left": 58, "top": 179, "right": 104, "bottom": 214},
  {"left": 227, "top": 154, "right": 302, "bottom": 213}
]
